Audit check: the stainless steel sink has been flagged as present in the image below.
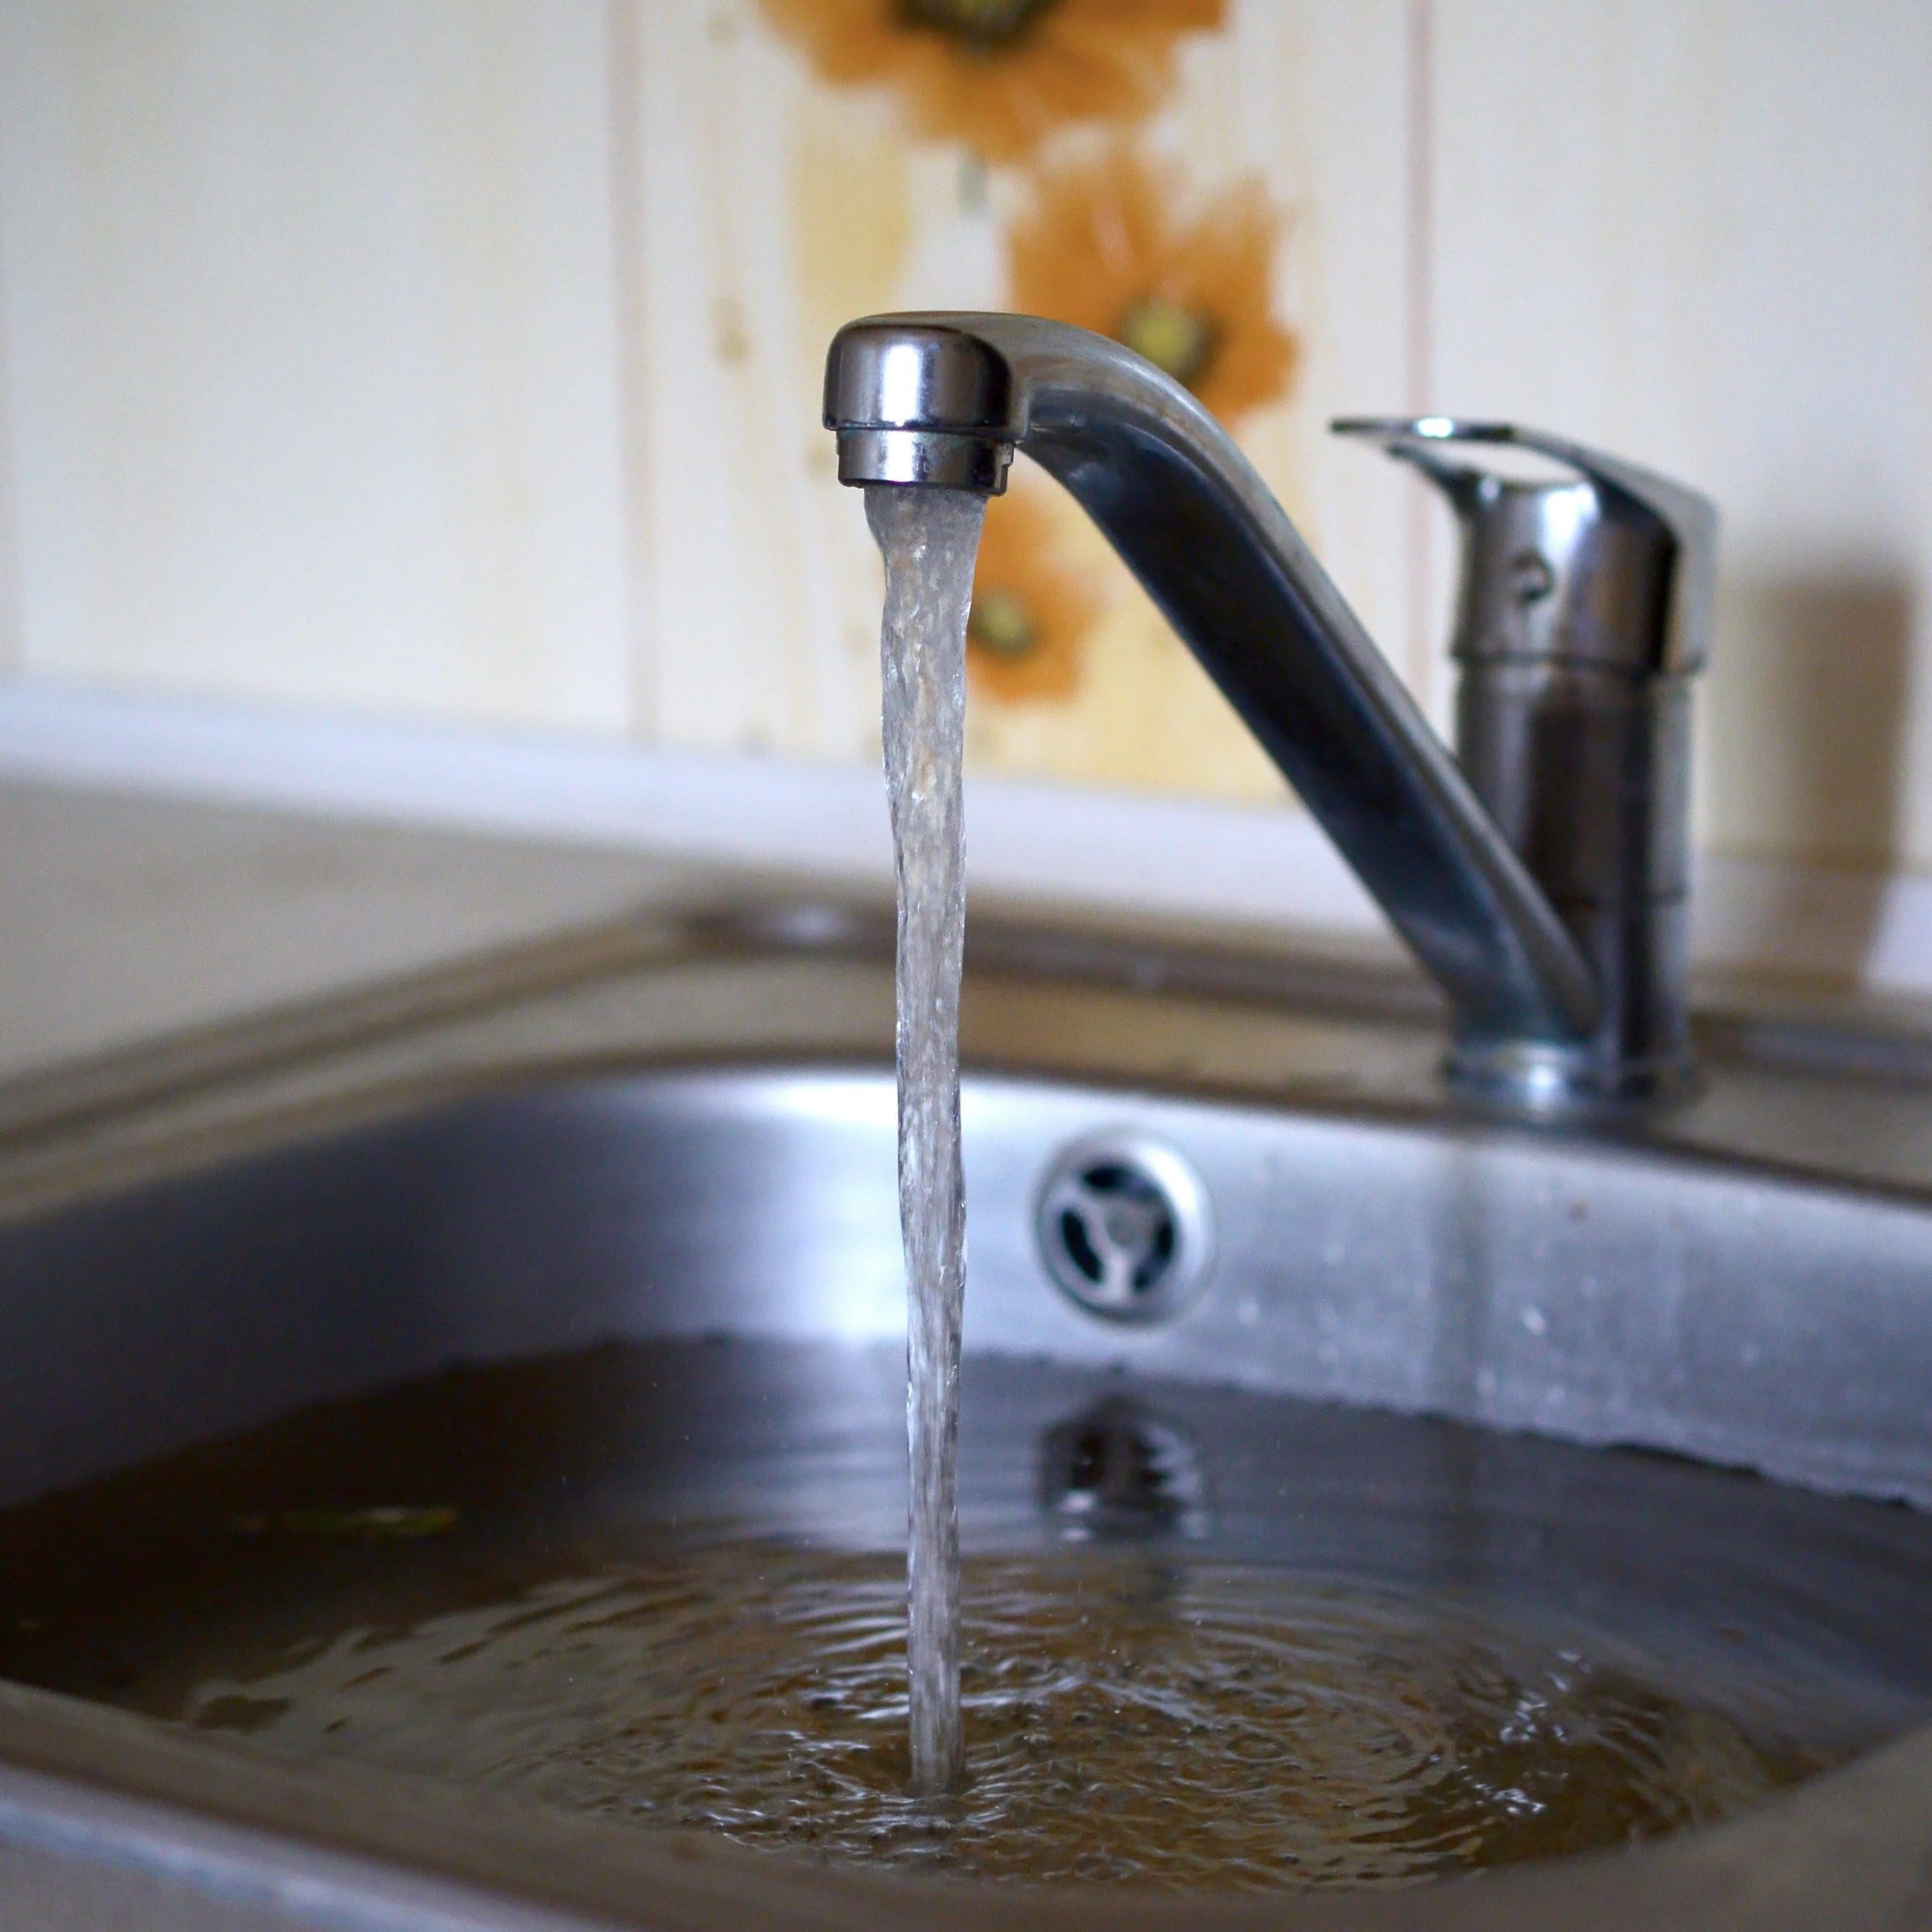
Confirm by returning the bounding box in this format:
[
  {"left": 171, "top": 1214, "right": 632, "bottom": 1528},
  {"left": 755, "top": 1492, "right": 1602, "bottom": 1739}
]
[{"left": 1, "top": 895, "right": 1930, "bottom": 1930}]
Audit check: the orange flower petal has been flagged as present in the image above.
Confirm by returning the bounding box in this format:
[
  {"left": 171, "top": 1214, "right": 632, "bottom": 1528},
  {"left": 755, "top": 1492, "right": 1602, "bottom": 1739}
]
[
  {"left": 1005, "top": 141, "right": 1297, "bottom": 428},
  {"left": 757, "top": 0, "right": 1226, "bottom": 162},
  {"left": 966, "top": 480, "right": 1103, "bottom": 703}
]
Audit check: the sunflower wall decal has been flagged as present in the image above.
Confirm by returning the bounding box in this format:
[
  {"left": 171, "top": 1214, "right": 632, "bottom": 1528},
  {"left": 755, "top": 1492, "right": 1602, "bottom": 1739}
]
[
  {"left": 752, "top": 1, "right": 1299, "bottom": 760},
  {"left": 755, "top": 0, "right": 1225, "bottom": 163},
  {"left": 964, "top": 143, "right": 1299, "bottom": 706},
  {"left": 965, "top": 475, "right": 1103, "bottom": 701},
  {"left": 1005, "top": 142, "right": 1297, "bottom": 428}
]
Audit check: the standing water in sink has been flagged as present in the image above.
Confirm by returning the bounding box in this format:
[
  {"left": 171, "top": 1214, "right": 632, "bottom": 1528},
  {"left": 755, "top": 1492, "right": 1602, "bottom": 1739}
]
[
  {"left": 866, "top": 485, "right": 986, "bottom": 1794},
  {"left": 5, "top": 1338, "right": 1927, "bottom": 1888}
]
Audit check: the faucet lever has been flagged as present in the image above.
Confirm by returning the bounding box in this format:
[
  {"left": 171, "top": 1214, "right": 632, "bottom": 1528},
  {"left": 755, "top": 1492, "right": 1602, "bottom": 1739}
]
[{"left": 1331, "top": 418, "right": 1717, "bottom": 678}]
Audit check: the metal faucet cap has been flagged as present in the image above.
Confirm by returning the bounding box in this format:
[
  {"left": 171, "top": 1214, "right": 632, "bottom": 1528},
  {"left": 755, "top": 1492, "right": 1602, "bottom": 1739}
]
[{"left": 825, "top": 318, "right": 1022, "bottom": 493}]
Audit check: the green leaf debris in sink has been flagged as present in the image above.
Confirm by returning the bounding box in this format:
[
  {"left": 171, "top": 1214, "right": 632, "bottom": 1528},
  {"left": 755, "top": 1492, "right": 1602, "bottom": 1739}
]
[{"left": 225, "top": 1506, "right": 460, "bottom": 1541}]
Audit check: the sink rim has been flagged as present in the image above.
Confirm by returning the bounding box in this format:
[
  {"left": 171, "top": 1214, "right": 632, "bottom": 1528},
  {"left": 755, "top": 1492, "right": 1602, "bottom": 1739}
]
[{"left": 8, "top": 888, "right": 1932, "bottom": 1226}]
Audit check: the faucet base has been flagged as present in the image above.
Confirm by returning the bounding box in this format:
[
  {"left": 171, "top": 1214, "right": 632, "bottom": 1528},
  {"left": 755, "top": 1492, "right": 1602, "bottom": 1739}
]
[{"left": 1445, "top": 1036, "right": 1703, "bottom": 1117}]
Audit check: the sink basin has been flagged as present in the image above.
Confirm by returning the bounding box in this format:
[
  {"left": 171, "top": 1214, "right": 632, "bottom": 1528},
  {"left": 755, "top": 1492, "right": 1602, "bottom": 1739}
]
[{"left": 0, "top": 896, "right": 1929, "bottom": 1929}]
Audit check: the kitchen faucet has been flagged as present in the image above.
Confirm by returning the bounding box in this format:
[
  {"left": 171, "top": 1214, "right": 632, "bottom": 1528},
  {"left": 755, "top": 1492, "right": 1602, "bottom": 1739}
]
[{"left": 824, "top": 313, "right": 1715, "bottom": 1112}]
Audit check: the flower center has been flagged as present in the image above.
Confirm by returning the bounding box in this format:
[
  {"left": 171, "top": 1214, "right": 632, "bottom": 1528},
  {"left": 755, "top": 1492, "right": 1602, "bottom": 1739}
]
[
  {"left": 1115, "top": 295, "right": 1219, "bottom": 391},
  {"left": 895, "top": 0, "right": 1057, "bottom": 50},
  {"left": 968, "top": 587, "right": 1040, "bottom": 658}
]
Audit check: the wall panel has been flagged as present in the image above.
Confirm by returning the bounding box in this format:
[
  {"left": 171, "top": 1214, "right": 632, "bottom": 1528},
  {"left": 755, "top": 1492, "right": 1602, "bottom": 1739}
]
[{"left": 0, "top": 0, "right": 632, "bottom": 732}]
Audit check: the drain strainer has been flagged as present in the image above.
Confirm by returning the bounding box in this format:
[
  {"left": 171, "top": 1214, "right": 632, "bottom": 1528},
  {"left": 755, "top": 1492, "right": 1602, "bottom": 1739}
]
[{"left": 1035, "top": 1132, "right": 1213, "bottom": 1323}]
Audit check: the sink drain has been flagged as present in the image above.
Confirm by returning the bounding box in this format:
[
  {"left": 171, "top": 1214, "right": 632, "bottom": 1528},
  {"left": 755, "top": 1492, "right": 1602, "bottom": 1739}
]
[{"left": 1035, "top": 1132, "right": 1213, "bottom": 1323}]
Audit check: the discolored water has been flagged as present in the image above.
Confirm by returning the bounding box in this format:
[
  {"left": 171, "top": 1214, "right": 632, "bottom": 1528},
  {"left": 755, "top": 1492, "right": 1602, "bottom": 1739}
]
[
  {"left": 3, "top": 1340, "right": 1928, "bottom": 1892},
  {"left": 868, "top": 482, "right": 986, "bottom": 1795},
  {"left": 163, "top": 1547, "right": 1821, "bottom": 1889}
]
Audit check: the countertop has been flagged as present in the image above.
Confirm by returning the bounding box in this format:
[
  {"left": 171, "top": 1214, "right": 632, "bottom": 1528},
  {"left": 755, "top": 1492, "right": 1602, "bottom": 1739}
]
[{"left": 0, "top": 778, "right": 711, "bottom": 1084}]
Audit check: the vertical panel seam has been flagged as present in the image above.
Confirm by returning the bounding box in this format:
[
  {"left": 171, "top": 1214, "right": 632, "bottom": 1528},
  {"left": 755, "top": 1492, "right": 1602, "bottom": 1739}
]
[
  {"left": 606, "top": 0, "right": 656, "bottom": 743},
  {"left": 1404, "top": 0, "right": 1438, "bottom": 705},
  {"left": 0, "top": 191, "right": 20, "bottom": 678}
]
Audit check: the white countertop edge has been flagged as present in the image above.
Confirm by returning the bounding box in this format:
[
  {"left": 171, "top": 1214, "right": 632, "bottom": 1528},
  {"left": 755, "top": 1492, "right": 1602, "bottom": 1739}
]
[{"left": 0, "top": 678, "right": 1924, "bottom": 998}]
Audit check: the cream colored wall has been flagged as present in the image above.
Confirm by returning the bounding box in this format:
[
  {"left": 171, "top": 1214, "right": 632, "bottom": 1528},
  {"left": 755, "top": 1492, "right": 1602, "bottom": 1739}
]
[
  {"left": 2, "top": 2, "right": 1929, "bottom": 869},
  {"left": 0, "top": 0, "right": 632, "bottom": 734}
]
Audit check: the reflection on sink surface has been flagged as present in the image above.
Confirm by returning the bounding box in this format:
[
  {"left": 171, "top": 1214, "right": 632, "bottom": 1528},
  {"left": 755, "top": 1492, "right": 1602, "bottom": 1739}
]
[
  {"left": 0, "top": 917, "right": 1928, "bottom": 1927},
  {"left": 7, "top": 1067, "right": 1932, "bottom": 1516}
]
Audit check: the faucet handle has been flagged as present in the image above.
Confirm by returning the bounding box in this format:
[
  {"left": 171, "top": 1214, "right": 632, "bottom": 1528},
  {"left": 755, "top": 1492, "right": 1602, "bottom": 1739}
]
[{"left": 1333, "top": 417, "right": 1718, "bottom": 677}]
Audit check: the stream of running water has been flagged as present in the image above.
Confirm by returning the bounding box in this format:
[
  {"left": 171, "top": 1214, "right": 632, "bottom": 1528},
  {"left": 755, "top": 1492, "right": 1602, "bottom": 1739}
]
[{"left": 866, "top": 483, "right": 987, "bottom": 1797}]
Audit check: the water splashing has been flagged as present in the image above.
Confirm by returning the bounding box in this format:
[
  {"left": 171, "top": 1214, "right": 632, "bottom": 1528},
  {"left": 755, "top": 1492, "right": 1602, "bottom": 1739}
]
[{"left": 866, "top": 484, "right": 987, "bottom": 1796}]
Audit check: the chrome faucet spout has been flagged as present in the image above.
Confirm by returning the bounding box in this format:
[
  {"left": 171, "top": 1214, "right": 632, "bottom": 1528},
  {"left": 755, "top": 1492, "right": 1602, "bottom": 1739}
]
[{"left": 826, "top": 313, "right": 1713, "bottom": 1108}]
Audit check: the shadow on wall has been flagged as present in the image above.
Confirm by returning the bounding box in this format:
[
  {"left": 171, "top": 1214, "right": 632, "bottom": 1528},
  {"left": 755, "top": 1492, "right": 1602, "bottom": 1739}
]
[{"left": 1701, "top": 572, "right": 1917, "bottom": 984}]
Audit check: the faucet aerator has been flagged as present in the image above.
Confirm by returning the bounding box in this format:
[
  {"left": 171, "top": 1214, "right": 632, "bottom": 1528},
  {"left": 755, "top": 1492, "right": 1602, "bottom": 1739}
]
[{"left": 835, "top": 427, "right": 1012, "bottom": 494}]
